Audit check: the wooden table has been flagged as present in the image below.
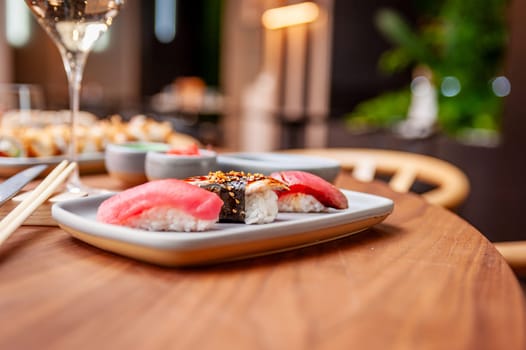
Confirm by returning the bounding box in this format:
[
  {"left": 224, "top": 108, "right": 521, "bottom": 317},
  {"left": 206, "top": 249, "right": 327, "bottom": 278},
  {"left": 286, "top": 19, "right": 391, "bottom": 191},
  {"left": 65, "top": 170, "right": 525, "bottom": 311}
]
[{"left": 0, "top": 173, "right": 524, "bottom": 350}]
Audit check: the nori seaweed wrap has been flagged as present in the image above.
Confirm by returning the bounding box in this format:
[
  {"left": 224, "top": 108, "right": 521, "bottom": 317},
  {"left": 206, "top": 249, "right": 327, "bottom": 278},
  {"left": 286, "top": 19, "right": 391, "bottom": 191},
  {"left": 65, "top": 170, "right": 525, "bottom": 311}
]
[{"left": 185, "top": 171, "right": 288, "bottom": 224}]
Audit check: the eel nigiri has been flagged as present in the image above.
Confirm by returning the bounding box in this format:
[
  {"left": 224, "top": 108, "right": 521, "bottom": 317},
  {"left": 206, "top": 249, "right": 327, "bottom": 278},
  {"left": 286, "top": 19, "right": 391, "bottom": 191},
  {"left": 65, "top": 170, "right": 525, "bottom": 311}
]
[
  {"left": 270, "top": 170, "right": 348, "bottom": 212},
  {"left": 96, "top": 179, "right": 224, "bottom": 232},
  {"left": 185, "top": 171, "right": 289, "bottom": 224}
]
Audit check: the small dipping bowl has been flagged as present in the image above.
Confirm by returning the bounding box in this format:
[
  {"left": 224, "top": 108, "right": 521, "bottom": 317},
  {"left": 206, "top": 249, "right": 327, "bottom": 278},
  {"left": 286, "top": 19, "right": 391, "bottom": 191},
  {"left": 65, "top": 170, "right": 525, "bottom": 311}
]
[
  {"left": 105, "top": 142, "right": 170, "bottom": 187},
  {"left": 145, "top": 149, "right": 217, "bottom": 180}
]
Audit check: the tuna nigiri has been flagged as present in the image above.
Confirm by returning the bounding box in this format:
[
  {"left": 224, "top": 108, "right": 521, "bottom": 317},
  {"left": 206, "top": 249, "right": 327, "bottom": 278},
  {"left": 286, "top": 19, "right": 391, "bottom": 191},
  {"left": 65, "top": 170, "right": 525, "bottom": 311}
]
[
  {"left": 96, "top": 179, "right": 224, "bottom": 232},
  {"left": 270, "top": 170, "right": 348, "bottom": 212}
]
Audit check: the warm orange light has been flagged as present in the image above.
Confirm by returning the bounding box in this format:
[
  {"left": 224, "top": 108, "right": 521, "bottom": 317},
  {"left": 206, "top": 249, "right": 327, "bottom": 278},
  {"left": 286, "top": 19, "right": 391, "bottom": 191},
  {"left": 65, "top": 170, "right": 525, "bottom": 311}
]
[{"left": 262, "top": 2, "right": 320, "bottom": 30}]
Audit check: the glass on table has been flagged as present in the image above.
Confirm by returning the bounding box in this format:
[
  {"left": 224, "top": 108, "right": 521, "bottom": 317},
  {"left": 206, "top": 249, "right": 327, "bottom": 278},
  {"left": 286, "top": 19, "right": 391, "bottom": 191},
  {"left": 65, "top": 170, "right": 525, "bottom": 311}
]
[
  {"left": 24, "top": 0, "right": 126, "bottom": 193},
  {"left": 0, "top": 84, "right": 47, "bottom": 158},
  {"left": 0, "top": 83, "right": 45, "bottom": 120}
]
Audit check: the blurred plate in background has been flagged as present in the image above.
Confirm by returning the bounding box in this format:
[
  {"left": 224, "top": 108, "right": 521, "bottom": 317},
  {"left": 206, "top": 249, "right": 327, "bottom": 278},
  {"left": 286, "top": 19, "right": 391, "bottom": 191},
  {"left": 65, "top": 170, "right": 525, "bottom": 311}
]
[
  {"left": 217, "top": 152, "right": 341, "bottom": 182},
  {"left": 0, "top": 153, "right": 105, "bottom": 178}
]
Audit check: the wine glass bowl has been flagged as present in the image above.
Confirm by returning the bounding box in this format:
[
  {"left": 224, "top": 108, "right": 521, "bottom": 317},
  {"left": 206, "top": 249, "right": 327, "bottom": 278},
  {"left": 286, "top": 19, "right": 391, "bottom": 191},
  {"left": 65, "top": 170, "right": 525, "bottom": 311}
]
[{"left": 25, "top": 0, "right": 125, "bottom": 193}]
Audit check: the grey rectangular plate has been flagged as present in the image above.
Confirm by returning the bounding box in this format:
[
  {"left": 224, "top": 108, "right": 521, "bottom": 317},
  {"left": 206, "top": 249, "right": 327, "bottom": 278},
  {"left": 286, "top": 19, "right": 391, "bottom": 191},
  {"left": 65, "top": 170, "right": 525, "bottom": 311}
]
[{"left": 52, "top": 190, "right": 394, "bottom": 266}]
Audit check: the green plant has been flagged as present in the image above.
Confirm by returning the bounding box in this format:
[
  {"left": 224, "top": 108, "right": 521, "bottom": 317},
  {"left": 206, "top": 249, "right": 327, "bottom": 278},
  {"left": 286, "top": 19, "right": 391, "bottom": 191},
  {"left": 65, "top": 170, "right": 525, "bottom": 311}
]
[
  {"left": 346, "top": 0, "right": 509, "bottom": 136},
  {"left": 345, "top": 90, "right": 410, "bottom": 132}
]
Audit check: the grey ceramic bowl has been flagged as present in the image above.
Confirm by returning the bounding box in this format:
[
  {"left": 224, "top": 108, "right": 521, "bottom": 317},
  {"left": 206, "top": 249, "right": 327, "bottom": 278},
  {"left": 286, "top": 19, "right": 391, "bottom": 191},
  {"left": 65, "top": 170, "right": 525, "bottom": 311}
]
[
  {"left": 145, "top": 149, "right": 218, "bottom": 180},
  {"left": 105, "top": 142, "right": 170, "bottom": 187}
]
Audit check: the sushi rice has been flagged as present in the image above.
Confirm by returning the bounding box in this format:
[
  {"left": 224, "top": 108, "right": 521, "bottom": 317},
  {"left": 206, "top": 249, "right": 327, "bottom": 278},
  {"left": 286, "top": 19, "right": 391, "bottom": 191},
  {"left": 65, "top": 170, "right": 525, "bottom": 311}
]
[
  {"left": 277, "top": 193, "right": 327, "bottom": 213},
  {"left": 125, "top": 206, "right": 217, "bottom": 232},
  {"left": 245, "top": 184, "right": 280, "bottom": 224}
]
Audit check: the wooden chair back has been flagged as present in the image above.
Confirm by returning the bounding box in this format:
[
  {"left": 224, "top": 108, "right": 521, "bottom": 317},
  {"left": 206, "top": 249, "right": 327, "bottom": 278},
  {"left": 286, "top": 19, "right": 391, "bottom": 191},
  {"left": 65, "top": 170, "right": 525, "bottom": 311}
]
[{"left": 285, "top": 148, "right": 470, "bottom": 210}]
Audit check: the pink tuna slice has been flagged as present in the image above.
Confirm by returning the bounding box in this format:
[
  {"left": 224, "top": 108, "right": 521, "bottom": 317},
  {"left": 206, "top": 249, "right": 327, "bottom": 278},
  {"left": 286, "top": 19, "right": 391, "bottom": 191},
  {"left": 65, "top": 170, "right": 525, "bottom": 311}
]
[
  {"left": 270, "top": 171, "right": 348, "bottom": 209},
  {"left": 96, "top": 179, "right": 224, "bottom": 225}
]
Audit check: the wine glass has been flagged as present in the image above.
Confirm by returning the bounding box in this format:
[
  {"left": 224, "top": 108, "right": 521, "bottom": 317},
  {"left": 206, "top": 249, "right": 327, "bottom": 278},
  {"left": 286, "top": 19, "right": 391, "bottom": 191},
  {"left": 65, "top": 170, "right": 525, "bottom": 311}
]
[{"left": 25, "top": 0, "right": 125, "bottom": 193}]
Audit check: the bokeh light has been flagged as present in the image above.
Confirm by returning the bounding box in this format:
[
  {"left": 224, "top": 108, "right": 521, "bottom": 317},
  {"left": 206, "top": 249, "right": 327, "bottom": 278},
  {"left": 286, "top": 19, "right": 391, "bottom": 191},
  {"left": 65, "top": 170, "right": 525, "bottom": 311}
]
[
  {"left": 441, "top": 76, "right": 461, "bottom": 97},
  {"left": 491, "top": 76, "right": 511, "bottom": 97}
]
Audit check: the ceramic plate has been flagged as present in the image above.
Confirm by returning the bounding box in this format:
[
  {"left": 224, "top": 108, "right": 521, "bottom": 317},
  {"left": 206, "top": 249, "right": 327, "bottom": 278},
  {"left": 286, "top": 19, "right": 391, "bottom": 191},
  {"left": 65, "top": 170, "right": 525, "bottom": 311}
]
[
  {"left": 0, "top": 153, "right": 105, "bottom": 177},
  {"left": 52, "top": 190, "right": 393, "bottom": 266},
  {"left": 217, "top": 152, "right": 341, "bottom": 182}
]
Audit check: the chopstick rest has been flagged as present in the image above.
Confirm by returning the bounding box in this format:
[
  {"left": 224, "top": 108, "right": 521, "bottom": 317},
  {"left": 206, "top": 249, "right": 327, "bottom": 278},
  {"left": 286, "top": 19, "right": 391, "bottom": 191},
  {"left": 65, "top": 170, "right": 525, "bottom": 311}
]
[{"left": 0, "top": 160, "right": 77, "bottom": 246}]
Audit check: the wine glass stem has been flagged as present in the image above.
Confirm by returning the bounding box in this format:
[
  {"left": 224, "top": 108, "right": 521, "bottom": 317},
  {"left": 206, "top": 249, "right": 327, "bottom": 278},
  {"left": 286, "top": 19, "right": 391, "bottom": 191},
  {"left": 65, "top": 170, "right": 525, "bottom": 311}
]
[{"left": 60, "top": 50, "right": 88, "bottom": 191}]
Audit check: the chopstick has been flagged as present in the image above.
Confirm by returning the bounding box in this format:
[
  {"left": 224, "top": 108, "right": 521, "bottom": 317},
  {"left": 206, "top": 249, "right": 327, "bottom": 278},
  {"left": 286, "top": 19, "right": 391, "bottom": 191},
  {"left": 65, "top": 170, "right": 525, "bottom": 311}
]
[{"left": 0, "top": 160, "right": 77, "bottom": 246}]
